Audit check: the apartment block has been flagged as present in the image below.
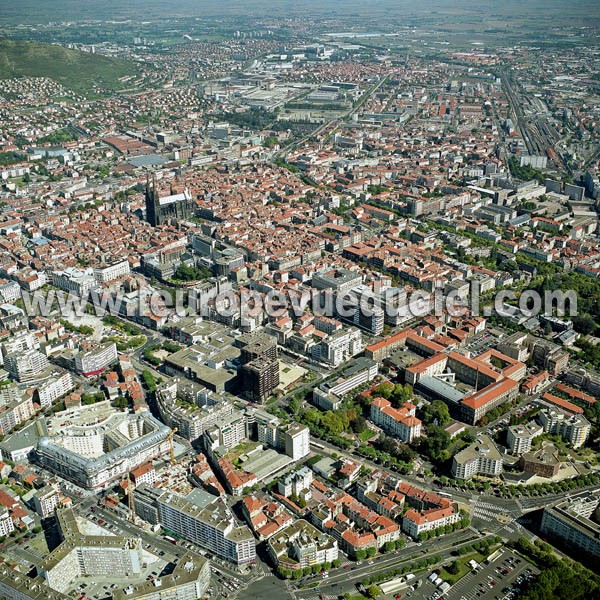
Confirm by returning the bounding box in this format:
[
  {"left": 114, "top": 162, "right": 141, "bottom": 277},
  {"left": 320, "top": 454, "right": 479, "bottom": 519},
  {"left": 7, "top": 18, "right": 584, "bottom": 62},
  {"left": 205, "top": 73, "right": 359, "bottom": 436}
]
[
  {"left": 451, "top": 435, "right": 504, "bottom": 479},
  {"left": 506, "top": 421, "right": 543, "bottom": 455},
  {"left": 540, "top": 491, "right": 600, "bottom": 559},
  {"left": 133, "top": 485, "right": 256, "bottom": 565}
]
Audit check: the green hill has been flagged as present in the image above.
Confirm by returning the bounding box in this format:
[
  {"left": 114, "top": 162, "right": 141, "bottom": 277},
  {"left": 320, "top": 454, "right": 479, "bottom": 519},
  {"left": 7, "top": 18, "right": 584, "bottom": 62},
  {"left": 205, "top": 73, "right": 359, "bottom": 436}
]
[{"left": 0, "top": 38, "right": 137, "bottom": 95}]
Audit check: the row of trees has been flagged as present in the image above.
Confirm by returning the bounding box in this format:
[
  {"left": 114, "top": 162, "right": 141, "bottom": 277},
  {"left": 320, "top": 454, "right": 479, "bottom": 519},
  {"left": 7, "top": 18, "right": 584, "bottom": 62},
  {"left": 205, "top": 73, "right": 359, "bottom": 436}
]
[
  {"left": 59, "top": 318, "right": 94, "bottom": 335},
  {"left": 361, "top": 554, "right": 440, "bottom": 587},
  {"left": 141, "top": 370, "right": 158, "bottom": 394},
  {"left": 276, "top": 558, "right": 342, "bottom": 579},
  {"left": 511, "top": 537, "right": 600, "bottom": 600}
]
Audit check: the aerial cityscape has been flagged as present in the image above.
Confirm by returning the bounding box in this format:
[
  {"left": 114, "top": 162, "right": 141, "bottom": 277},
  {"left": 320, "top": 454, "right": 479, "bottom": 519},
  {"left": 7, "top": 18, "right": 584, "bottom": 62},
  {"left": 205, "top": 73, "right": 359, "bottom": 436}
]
[{"left": 0, "top": 1, "right": 599, "bottom": 599}]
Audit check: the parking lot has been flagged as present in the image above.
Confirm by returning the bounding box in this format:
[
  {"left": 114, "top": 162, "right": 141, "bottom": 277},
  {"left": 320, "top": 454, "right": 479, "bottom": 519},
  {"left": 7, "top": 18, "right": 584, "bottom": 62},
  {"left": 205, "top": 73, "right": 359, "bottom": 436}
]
[{"left": 440, "top": 548, "right": 538, "bottom": 600}]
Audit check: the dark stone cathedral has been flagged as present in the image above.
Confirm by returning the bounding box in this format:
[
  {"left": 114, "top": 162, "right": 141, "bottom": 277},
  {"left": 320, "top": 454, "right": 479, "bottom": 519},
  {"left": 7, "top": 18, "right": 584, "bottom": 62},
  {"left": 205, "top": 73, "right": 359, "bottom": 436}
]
[{"left": 145, "top": 175, "right": 195, "bottom": 226}]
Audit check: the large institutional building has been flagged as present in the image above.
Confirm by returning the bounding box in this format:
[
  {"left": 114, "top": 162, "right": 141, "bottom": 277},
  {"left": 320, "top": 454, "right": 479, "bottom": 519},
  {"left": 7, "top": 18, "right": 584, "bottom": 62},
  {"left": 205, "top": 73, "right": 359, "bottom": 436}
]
[
  {"left": 113, "top": 553, "right": 210, "bottom": 600},
  {"left": 145, "top": 177, "right": 195, "bottom": 226},
  {"left": 406, "top": 348, "right": 524, "bottom": 425},
  {"left": 38, "top": 508, "right": 143, "bottom": 594},
  {"left": 370, "top": 398, "right": 422, "bottom": 443},
  {"left": 34, "top": 402, "right": 172, "bottom": 489},
  {"left": 540, "top": 491, "right": 600, "bottom": 559}
]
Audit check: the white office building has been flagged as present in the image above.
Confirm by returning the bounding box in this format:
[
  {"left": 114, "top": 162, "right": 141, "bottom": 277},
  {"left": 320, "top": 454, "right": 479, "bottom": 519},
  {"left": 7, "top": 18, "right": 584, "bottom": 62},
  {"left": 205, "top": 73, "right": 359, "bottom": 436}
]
[{"left": 451, "top": 435, "right": 504, "bottom": 479}]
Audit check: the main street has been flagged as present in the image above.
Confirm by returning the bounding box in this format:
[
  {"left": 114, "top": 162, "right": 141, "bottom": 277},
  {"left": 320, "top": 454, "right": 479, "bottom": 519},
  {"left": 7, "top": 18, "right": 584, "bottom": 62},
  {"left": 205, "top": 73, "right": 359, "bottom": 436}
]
[{"left": 292, "top": 529, "right": 486, "bottom": 600}]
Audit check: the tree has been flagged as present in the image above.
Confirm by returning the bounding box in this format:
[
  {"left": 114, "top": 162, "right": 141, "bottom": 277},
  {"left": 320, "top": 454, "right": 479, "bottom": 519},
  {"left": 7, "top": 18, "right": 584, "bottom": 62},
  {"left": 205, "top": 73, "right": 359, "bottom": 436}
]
[
  {"left": 418, "top": 425, "right": 451, "bottom": 462},
  {"left": 351, "top": 415, "right": 369, "bottom": 434},
  {"left": 573, "top": 314, "right": 596, "bottom": 335},
  {"left": 372, "top": 383, "right": 394, "bottom": 400},
  {"left": 288, "top": 396, "right": 300, "bottom": 415},
  {"left": 142, "top": 370, "right": 157, "bottom": 394},
  {"left": 355, "top": 549, "right": 367, "bottom": 561},
  {"left": 447, "top": 560, "right": 460, "bottom": 575},
  {"left": 420, "top": 400, "right": 451, "bottom": 426},
  {"left": 366, "top": 585, "right": 382, "bottom": 598},
  {"left": 172, "top": 263, "right": 211, "bottom": 282}
]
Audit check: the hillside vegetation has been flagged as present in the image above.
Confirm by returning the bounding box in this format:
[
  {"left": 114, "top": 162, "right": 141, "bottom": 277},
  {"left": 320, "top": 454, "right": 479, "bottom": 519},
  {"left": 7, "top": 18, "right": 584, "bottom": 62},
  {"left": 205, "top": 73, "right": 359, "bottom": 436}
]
[{"left": 0, "top": 38, "right": 136, "bottom": 95}]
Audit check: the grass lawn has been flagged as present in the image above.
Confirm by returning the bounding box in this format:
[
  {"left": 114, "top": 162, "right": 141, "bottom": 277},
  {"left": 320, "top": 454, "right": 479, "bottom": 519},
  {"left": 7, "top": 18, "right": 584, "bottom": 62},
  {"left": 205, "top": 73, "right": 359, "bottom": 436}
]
[
  {"left": 359, "top": 429, "right": 376, "bottom": 442},
  {"left": 439, "top": 550, "right": 492, "bottom": 585}
]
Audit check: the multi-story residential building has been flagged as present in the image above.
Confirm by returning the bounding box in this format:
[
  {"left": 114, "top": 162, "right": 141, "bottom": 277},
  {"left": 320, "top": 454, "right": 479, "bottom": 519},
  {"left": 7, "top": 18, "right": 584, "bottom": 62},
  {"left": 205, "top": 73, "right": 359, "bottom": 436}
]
[
  {"left": 267, "top": 520, "right": 338, "bottom": 571},
  {"left": 32, "top": 486, "right": 60, "bottom": 518},
  {"left": 113, "top": 553, "right": 210, "bottom": 600},
  {"left": 0, "top": 565, "right": 69, "bottom": 600},
  {"left": 538, "top": 408, "right": 591, "bottom": 448},
  {"left": 0, "top": 507, "right": 15, "bottom": 537},
  {"left": 56, "top": 341, "right": 118, "bottom": 377},
  {"left": 38, "top": 508, "right": 142, "bottom": 594},
  {"left": 540, "top": 491, "right": 600, "bottom": 559},
  {"left": 241, "top": 356, "right": 279, "bottom": 402},
  {"left": 130, "top": 463, "right": 157, "bottom": 488},
  {"left": 316, "top": 327, "right": 363, "bottom": 367},
  {"left": 312, "top": 315, "right": 342, "bottom": 335},
  {"left": 236, "top": 331, "right": 278, "bottom": 365},
  {"left": 312, "top": 268, "right": 362, "bottom": 295},
  {"left": 0, "top": 281, "right": 21, "bottom": 304},
  {"left": 1, "top": 330, "right": 38, "bottom": 355},
  {"left": 203, "top": 411, "right": 247, "bottom": 453},
  {"left": 0, "top": 392, "right": 35, "bottom": 435},
  {"left": 355, "top": 475, "right": 405, "bottom": 521},
  {"left": 241, "top": 494, "right": 292, "bottom": 540},
  {"left": 133, "top": 485, "right": 256, "bottom": 565},
  {"left": 156, "top": 379, "right": 235, "bottom": 443},
  {"left": 402, "top": 506, "right": 460, "bottom": 539},
  {"left": 451, "top": 435, "right": 504, "bottom": 479},
  {"left": 370, "top": 398, "right": 422, "bottom": 443},
  {"left": 520, "top": 447, "right": 561, "bottom": 478},
  {"left": 278, "top": 466, "right": 313, "bottom": 498},
  {"left": 4, "top": 349, "right": 49, "bottom": 382},
  {"left": 498, "top": 334, "right": 569, "bottom": 376},
  {"left": 34, "top": 371, "right": 74, "bottom": 408},
  {"left": 506, "top": 421, "right": 543, "bottom": 455},
  {"left": 352, "top": 299, "right": 385, "bottom": 335},
  {"left": 280, "top": 422, "right": 310, "bottom": 461}
]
